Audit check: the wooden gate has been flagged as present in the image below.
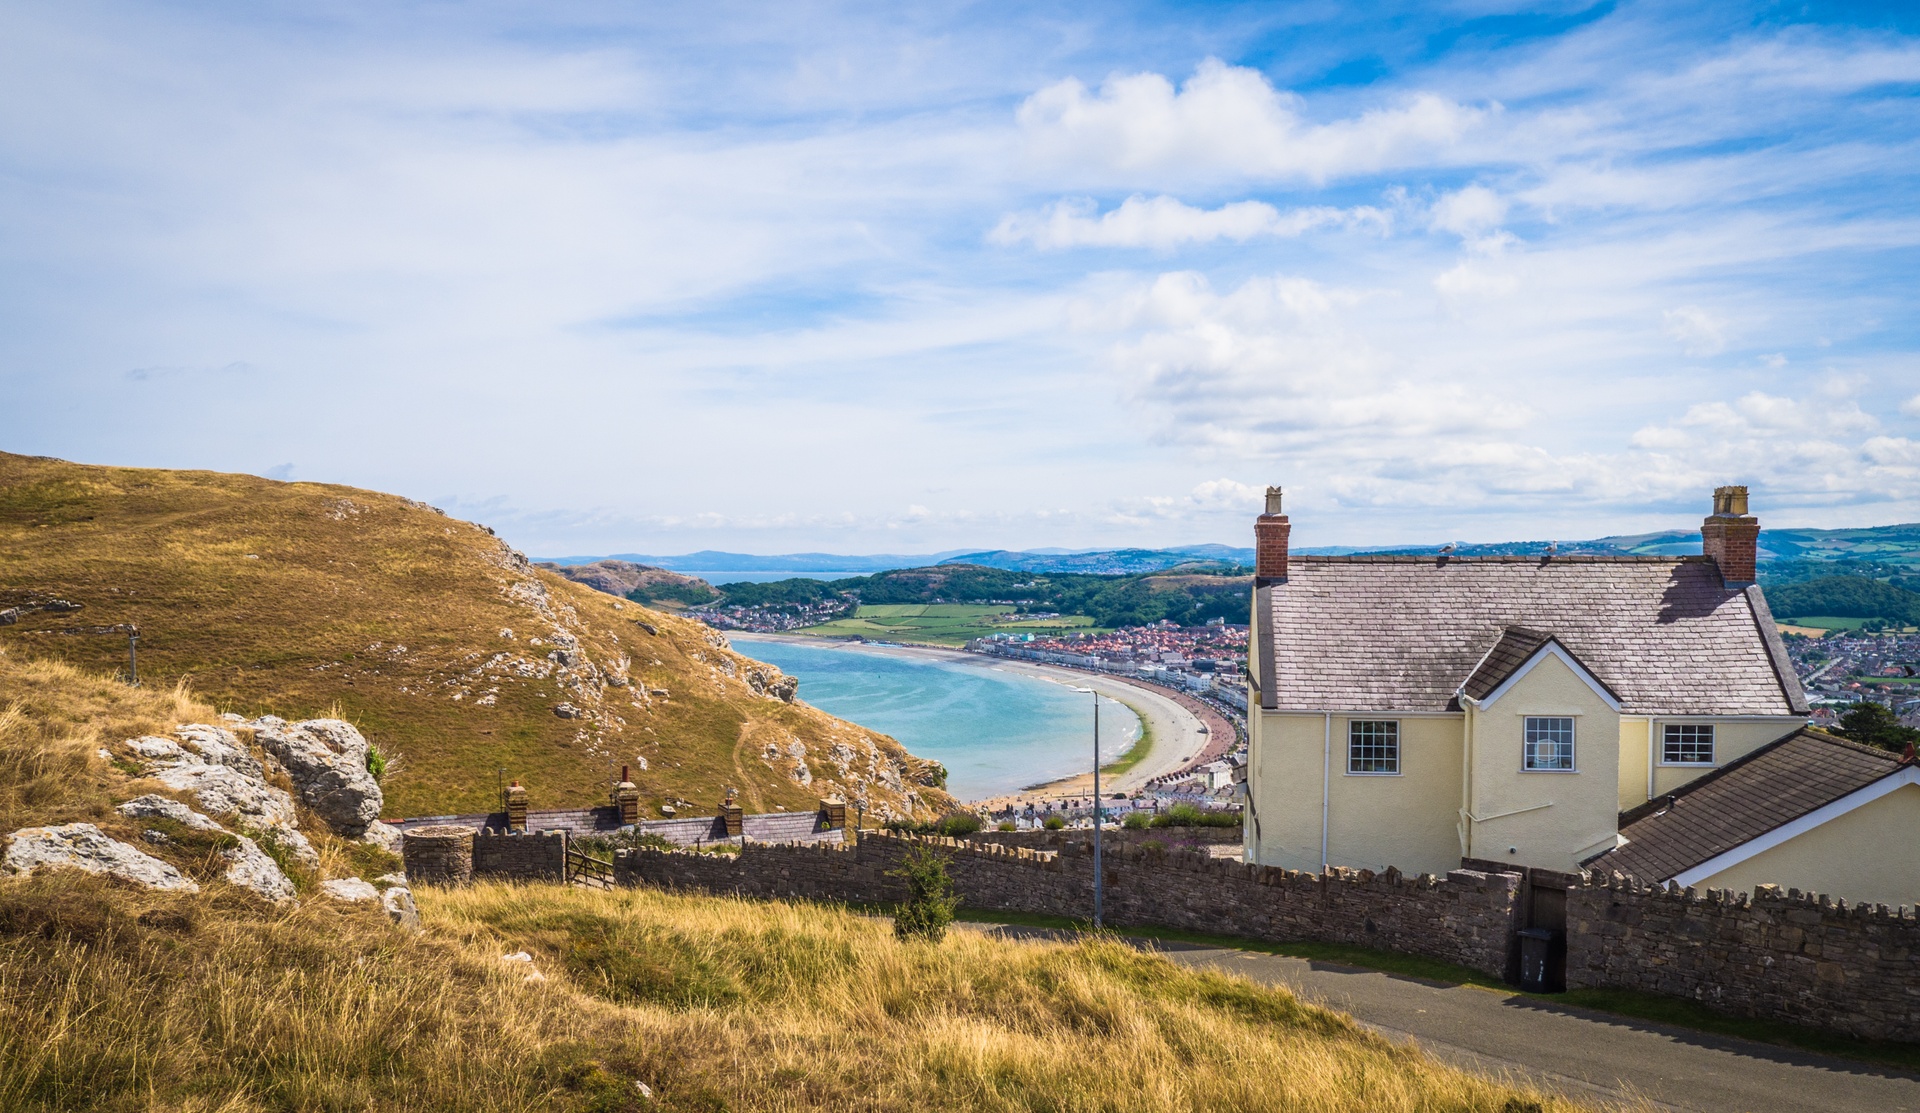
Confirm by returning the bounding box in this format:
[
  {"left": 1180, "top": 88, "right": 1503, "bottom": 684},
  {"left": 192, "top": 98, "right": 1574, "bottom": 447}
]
[{"left": 566, "top": 845, "right": 615, "bottom": 889}]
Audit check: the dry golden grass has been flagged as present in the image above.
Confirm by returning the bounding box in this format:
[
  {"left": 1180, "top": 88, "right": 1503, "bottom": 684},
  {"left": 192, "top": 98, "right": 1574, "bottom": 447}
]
[
  {"left": 0, "top": 871, "right": 1621, "bottom": 1113},
  {"left": 0, "top": 450, "right": 949, "bottom": 819},
  {"left": 0, "top": 646, "right": 209, "bottom": 829}
]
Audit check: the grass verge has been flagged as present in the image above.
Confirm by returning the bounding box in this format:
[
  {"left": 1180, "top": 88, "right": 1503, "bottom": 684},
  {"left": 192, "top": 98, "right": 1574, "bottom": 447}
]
[
  {"left": 0, "top": 876, "right": 1612, "bottom": 1113},
  {"left": 952, "top": 908, "right": 1920, "bottom": 1073},
  {"left": 1100, "top": 695, "right": 1154, "bottom": 776}
]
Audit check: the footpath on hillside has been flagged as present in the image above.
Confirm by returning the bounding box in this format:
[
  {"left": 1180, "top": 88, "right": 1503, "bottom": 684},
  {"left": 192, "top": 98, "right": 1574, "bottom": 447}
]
[{"left": 965, "top": 923, "right": 1920, "bottom": 1113}]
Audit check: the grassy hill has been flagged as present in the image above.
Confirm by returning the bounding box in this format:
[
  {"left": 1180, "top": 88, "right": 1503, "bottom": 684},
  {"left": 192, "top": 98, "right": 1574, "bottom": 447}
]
[{"left": 0, "top": 452, "right": 950, "bottom": 821}]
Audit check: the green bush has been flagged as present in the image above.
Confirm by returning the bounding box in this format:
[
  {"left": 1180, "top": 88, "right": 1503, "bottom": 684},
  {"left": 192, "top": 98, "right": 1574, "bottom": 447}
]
[
  {"left": 996, "top": 821, "right": 1016, "bottom": 832},
  {"left": 1151, "top": 803, "right": 1241, "bottom": 830},
  {"left": 1042, "top": 816, "right": 1065, "bottom": 831},
  {"left": 1835, "top": 702, "right": 1920, "bottom": 752},
  {"left": 935, "top": 812, "right": 982, "bottom": 838},
  {"left": 888, "top": 844, "right": 960, "bottom": 943},
  {"left": 1121, "top": 811, "right": 1150, "bottom": 831},
  {"left": 364, "top": 745, "right": 387, "bottom": 782}
]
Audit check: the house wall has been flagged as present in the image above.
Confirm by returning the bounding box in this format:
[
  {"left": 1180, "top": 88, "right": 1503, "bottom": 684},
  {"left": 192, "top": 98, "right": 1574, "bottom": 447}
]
[
  {"left": 1697, "top": 782, "right": 1920, "bottom": 908},
  {"left": 1247, "top": 710, "right": 1463, "bottom": 878},
  {"left": 1649, "top": 719, "right": 1801, "bottom": 799},
  {"left": 1466, "top": 653, "right": 1621, "bottom": 873},
  {"left": 1614, "top": 717, "right": 1803, "bottom": 810}
]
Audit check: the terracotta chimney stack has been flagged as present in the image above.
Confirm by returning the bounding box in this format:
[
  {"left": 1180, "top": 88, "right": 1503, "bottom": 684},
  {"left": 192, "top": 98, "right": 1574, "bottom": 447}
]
[
  {"left": 1255, "top": 486, "right": 1290, "bottom": 582},
  {"left": 1700, "top": 485, "right": 1759, "bottom": 587}
]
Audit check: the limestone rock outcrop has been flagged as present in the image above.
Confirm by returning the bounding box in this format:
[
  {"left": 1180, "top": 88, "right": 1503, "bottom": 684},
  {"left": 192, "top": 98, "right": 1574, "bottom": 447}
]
[
  {"left": 322, "top": 877, "right": 379, "bottom": 902},
  {"left": 117, "top": 793, "right": 226, "bottom": 831},
  {"left": 116, "top": 795, "right": 297, "bottom": 902},
  {"left": 222, "top": 835, "right": 297, "bottom": 903},
  {"left": 746, "top": 666, "right": 799, "bottom": 703},
  {"left": 360, "top": 820, "right": 403, "bottom": 854},
  {"left": 380, "top": 884, "right": 419, "bottom": 927},
  {"left": 3, "top": 823, "right": 199, "bottom": 892},
  {"left": 248, "top": 717, "right": 384, "bottom": 836},
  {"left": 128, "top": 732, "right": 299, "bottom": 829}
]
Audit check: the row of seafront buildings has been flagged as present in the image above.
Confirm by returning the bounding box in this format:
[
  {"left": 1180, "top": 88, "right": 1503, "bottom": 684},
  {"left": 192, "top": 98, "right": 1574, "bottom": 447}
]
[{"left": 1241, "top": 485, "right": 1920, "bottom": 910}]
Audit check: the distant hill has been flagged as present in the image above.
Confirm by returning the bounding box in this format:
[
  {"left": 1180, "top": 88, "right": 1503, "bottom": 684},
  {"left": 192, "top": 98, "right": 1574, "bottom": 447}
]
[
  {"left": 538, "top": 549, "right": 976, "bottom": 574},
  {"left": 936, "top": 545, "right": 1249, "bottom": 575},
  {"left": 535, "top": 559, "right": 718, "bottom": 610},
  {"left": 545, "top": 524, "right": 1920, "bottom": 580},
  {"left": 0, "top": 452, "right": 950, "bottom": 821}
]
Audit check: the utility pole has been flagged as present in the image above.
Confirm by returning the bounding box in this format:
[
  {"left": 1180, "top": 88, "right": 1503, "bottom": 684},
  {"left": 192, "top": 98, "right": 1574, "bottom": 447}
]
[{"left": 1078, "top": 686, "right": 1103, "bottom": 929}]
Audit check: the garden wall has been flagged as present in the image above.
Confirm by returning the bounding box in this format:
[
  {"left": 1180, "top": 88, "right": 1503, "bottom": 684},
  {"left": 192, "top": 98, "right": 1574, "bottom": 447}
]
[
  {"left": 1568, "top": 872, "right": 1920, "bottom": 1041},
  {"left": 613, "top": 830, "right": 1519, "bottom": 977}
]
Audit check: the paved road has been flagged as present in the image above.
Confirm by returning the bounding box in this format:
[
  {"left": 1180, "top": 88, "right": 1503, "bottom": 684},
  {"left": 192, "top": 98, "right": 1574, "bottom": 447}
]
[{"left": 968, "top": 925, "right": 1920, "bottom": 1113}]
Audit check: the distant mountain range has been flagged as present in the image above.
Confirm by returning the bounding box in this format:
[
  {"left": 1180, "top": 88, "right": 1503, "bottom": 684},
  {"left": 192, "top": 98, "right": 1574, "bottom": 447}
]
[{"left": 537, "top": 523, "right": 1920, "bottom": 581}]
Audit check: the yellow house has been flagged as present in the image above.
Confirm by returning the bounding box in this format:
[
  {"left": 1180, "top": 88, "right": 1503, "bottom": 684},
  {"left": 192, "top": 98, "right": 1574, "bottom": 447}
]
[{"left": 1242, "top": 485, "right": 1812, "bottom": 879}]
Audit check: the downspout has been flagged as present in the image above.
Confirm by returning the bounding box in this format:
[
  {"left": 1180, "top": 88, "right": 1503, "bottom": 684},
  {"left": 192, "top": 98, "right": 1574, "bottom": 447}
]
[
  {"left": 1647, "top": 717, "right": 1657, "bottom": 802},
  {"left": 1459, "top": 694, "right": 1477, "bottom": 860},
  {"left": 1321, "top": 711, "right": 1332, "bottom": 873}
]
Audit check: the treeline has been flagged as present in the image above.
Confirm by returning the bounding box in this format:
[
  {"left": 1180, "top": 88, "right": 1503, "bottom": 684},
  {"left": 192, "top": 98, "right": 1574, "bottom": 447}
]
[
  {"left": 714, "top": 564, "right": 1252, "bottom": 628},
  {"left": 1763, "top": 575, "right": 1920, "bottom": 625}
]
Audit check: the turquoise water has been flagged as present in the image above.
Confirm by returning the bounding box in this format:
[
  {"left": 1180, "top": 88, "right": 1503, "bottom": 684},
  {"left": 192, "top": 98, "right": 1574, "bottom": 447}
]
[{"left": 730, "top": 635, "right": 1139, "bottom": 801}]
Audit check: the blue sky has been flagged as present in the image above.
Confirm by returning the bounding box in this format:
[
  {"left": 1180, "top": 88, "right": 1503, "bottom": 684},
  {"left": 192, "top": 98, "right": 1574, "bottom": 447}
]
[{"left": 3, "top": 1, "right": 1918, "bottom": 554}]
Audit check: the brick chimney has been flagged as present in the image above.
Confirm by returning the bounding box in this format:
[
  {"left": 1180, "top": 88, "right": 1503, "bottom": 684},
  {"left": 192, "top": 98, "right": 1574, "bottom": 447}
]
[
  {"left": 1255, "top": 486, "right": 1290, "bottom": 582},
  {"left": 1700, "top": 485, "right": 1759, "bottom": 587}
]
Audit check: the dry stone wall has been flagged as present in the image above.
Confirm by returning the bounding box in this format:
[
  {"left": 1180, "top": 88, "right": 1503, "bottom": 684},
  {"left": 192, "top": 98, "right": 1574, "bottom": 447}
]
[
  {"left": 471, "top": 830, "right": 568, "bottom": 882},
  {"left": 615, "top": 830, "right": 1519, "bottom": 976},
  {"left": 1568, "top": 873, "right": 1920, "bottom": 1041}
]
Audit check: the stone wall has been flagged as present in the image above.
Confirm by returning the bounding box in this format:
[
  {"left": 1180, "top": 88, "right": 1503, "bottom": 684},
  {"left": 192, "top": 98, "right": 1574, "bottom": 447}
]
[
  {"left": 1568, "top": 873, "right": 1920, "bottom": 1041},
  {"left": 965, "top": 827, "right": 1242, "bottom": 852},
  {"left": 472, "top": 830, "right": 568, "bottom": 882},
  {"left": 616, "top": 830, "right": 1519, "bottom": 976}
]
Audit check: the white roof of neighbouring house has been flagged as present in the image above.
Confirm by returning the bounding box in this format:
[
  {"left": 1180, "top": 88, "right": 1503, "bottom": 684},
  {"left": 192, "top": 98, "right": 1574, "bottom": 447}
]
[{"left": 1253, "top": 555, "right": 1807, "bottom": 717}]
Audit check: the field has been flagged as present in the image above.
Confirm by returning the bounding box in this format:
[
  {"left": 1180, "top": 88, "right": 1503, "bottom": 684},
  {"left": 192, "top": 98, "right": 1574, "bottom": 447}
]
[{"left": 798, "top": 604, "right": 1103, "bottom": 646}]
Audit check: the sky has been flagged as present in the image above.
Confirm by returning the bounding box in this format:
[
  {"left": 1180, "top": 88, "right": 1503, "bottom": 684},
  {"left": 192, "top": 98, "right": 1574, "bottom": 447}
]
[{"left": 3, "top": 1, "right": 1919, "bottom": 556}]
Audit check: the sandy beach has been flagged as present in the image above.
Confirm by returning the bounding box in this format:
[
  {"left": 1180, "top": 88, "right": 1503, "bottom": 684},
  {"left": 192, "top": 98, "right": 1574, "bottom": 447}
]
[{"left": 729, "top": 633, "right": 1210, "bottom": 804}]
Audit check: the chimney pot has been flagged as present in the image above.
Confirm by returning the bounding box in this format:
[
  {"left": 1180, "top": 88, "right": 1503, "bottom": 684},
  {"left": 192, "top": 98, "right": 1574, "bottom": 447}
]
[{"left": 1255, "top": 485, "right": 1290, "bottom": 582}]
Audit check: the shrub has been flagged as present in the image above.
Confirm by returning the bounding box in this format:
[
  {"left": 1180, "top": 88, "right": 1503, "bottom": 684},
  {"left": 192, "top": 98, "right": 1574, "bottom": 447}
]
[
  {"left": 935, "top": 812, "right": 982, "bottom": 838},
  {"left": 996, "top": 821, "right": 1016, "bottom": 832},
  {"left": 1151, "top": 803, "right": 1241, "bottom": 829},
  {"left": 1121, "top": 811, "right": 1150, "bottom": 831},
  {"left": 888, "top": 844, "right": 960, "bottom": 943},
  {"left": 1042, "top": 816, "right": 1065, "bottom": 831},
  {"left": 1835, "top": 702, "right": 1920, "bottom": 752},
  {"left": 365, "top": 745, "right": 388, "bottom": 781}
]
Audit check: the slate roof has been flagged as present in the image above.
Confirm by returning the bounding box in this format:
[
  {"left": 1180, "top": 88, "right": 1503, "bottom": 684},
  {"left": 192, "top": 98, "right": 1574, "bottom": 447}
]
[
  {"left": 1585, "top": 729, "right": 1904, "bottom": 882},
  {"left": 1255, "top": 555, "right": 1807, "bottom": 716}
]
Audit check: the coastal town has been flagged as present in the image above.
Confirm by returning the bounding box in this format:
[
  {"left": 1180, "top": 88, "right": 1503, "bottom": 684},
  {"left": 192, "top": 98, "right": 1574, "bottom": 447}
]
[{"left": 1787, "top": 629, "right": 1920, "bottom": 728}]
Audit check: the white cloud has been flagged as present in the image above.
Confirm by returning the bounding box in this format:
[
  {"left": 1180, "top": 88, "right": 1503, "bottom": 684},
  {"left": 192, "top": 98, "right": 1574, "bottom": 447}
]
[
  {"left": 1015, "top": 58, "right": 1483, "bottom": 185},
  {"left": 1902, "top": 393, "right": 1920, "bottom": 417},
  {"left": 1100, "top": 271, "right": 1534, "bottom": 453},
  {"left": 1662, "top": 305, "right": 1728, "bottom": 356},
  {"left": 990, "top": 195, "right": 1388, "bottom": 250},
  {"left": 1429, "top": 185, "right": 1508, "bottom": 237}
]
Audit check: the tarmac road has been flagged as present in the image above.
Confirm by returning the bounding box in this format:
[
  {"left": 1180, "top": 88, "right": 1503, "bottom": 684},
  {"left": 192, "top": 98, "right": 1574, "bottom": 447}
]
[{"left": 968, "top": 924, "right": 1920, "bottom": 1113}]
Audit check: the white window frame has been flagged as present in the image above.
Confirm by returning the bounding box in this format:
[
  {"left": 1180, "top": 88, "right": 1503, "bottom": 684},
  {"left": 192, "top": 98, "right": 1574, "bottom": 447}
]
[
  {"left": 1346, "top": 719, "right": 1401, "bottom": 776},
  {"left": 1661, "top": 723, "right": 1716, "bottom": 767},
  {"left": 1522, "top": 716, "right": 1577, "bottom": 773}
]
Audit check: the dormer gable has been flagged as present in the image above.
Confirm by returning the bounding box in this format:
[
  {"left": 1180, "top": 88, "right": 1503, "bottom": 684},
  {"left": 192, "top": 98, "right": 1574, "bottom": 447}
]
[{"left": 1457, "top": 625, "right": 1621, "bottom": 712}]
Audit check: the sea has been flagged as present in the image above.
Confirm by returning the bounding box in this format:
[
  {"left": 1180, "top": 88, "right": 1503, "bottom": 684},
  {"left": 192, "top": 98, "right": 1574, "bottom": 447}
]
[{"left": 729, "top": 634, "right": 1140, "bottom": 801}]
